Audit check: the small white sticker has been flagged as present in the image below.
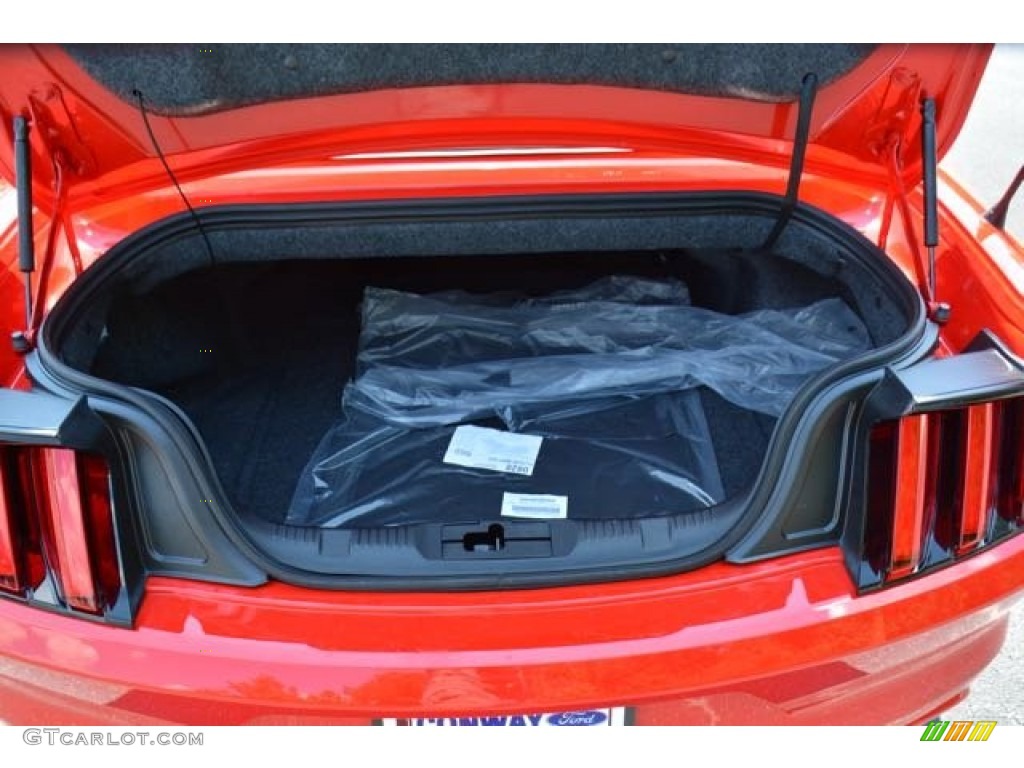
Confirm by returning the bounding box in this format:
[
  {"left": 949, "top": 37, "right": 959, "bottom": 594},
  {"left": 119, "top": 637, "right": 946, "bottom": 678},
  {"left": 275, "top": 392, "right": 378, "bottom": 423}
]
[
  {"left": 501, "top": 492, "right": 568, "bottom": 520},
  {"left": 443, "top": 425, "right": 543, "bottom": 476}
]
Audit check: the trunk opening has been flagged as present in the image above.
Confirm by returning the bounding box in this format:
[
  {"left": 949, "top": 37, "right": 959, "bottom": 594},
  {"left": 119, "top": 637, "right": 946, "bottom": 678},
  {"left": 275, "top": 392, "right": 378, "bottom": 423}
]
[{"left": 39, "top": 193, "right": 924, "bottom": 586}]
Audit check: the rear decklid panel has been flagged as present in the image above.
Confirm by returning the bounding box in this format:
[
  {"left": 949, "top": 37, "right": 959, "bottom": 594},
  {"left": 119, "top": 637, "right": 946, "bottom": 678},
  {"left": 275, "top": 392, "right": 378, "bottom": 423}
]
[{"left": 0, "top": 44, "right": 991, "bottom": 213}]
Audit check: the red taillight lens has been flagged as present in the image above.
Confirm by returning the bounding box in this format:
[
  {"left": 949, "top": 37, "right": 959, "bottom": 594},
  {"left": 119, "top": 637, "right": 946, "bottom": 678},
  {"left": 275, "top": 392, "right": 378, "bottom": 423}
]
[
  {"left": 864, "top": 396, "right": 1023, "bottom": 587},
  {"left": 80, "top": 453, "right": 121, "bottom": 611},
  {"left": 0, "top": 445, "right": 119, "bottom": 614},
  {"left": 957, "top": 403, "right": 998, "bottom": 554},
  {"left": 0, "top": 448, "right": 21, "bottom": 593},
  {"left": 41, "top": 449, "right": 99, "bottom": 613},
  {"left": 0, "top": 446, "right": 46, "bottom": 595},
  {"left": 888, "top": 415, "right": 930, "bottom": 579}
]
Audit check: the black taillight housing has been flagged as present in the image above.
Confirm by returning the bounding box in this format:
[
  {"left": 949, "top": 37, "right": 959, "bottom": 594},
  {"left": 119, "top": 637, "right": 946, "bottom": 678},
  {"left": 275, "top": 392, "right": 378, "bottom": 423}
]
[
  {"left": 0, "top": 445, "right": 132, "bottom": 620},
  {"left": 848, "top": 332, "right": 1024, "bottom": 590},
  {"left": 0, "top": 390, "right": 139, "bottom": 625}
]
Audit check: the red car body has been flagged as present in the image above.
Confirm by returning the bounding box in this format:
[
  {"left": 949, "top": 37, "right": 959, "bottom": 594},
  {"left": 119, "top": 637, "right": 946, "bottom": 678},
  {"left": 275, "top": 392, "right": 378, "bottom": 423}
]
[{"left": 0, "top": 43, "right": 1021, "bottom": 725}]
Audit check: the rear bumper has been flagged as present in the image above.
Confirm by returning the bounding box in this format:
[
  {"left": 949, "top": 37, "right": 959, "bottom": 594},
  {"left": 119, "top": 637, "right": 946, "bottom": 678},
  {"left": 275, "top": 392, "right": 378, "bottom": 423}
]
[{"left": 0, "top": 539, "right": 1021, "bottom": 725}]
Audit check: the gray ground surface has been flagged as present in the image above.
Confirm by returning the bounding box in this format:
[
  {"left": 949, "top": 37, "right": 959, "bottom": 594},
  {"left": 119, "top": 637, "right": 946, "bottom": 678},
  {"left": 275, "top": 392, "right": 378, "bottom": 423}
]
[
  {"left": 944, "top": 45, "right": 1024, "bottom": 237},
  {"left": 944, "top": 43, "right": 1023, "bottom": 726}
]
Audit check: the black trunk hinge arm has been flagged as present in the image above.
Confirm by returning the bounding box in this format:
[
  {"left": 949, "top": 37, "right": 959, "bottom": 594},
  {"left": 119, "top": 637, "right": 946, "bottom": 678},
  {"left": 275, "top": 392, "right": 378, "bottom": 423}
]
[
  {"left": 761, "top": 72, "right": 818, "bottom": 251},
  {"left": 11, "top": 86, "right": 93, "bottom": 354},
  {"left": 28, "top": 151, "right": 70, "bottom": 337},
  {"left": 984, "top": 165, "right": 1024, "bottom": 230}
]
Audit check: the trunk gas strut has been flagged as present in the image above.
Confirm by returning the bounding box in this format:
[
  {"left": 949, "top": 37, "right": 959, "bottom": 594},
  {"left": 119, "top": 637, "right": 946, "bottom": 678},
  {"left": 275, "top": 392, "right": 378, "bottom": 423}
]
[
  {"left": 878, "top": 95, "right": 951, "bottom": 326},
  {"left": 920, "top": 97, "right": 950, "bottom": 325},
  {"left": 11, "top": 116, "right": 35, "bottom": 355}
]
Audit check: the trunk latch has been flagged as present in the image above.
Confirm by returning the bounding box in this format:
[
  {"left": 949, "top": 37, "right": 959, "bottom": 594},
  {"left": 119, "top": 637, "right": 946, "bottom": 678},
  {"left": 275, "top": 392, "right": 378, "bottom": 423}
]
[{"left": 442, "top": 522, "right": 554, "bottom": 559}]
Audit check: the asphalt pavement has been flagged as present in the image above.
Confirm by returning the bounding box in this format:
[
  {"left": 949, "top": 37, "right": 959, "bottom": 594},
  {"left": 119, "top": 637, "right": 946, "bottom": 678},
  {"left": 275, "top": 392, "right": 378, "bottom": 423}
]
[{"left": 943, "top": 43, "right": 1023, "bottom": 725}]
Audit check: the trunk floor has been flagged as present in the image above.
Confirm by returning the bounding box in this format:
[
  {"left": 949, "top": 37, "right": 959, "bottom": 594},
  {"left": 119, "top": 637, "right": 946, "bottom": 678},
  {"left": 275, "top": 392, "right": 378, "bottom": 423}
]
[
  {"left": 165, "top": 354, "right": 776, "bottom": 525},
  {"left": 124, "top": 256, "right": 794, "bottom": 525}
]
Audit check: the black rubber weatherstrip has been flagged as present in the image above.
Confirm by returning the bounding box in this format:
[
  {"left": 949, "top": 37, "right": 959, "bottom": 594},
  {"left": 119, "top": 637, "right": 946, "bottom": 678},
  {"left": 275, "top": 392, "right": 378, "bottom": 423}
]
[{"left": 35, "top": 190, "right": 929, "bottom": 591}]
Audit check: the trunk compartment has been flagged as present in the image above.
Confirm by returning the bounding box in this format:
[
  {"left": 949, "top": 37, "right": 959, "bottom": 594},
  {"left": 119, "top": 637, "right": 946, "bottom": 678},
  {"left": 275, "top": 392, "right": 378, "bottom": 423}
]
[
  {"left": 97, "top": 256, "right": 794, "bottom": 527},
  {"left": 40, "top": 193, "right": 923, "bottom": 585}
]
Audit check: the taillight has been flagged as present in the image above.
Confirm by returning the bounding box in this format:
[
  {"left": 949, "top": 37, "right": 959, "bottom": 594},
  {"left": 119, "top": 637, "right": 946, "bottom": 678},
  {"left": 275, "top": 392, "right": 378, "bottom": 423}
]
[
  {"left": 958, "top": 403, "right": 999, "bottom": 553},
  {"left": 861, "top": 395, "right": 1023, "bottom": 587},
  {"left": 889, "top": 415, "right": 930, "bottom": 580},
  {"left": 0, "top": 447, "right": 25, "bottom": 593},
  {"left": 997, "top": 398, "right": 1024, "bottom": 525},
  {"left": 0, "top": 446, "right": 45, "bottom": 595},
  {"left": 0, "top": 445, "right": 120, "bottom": 615}
]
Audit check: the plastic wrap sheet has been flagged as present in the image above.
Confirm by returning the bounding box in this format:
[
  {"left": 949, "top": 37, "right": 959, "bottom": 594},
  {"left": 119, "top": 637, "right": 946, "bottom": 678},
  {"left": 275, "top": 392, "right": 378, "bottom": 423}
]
[
  {"left": 286, "top": 275, "right": 870, "bottom": 528},
  {"left": 355, "top": 276, "right": 692, "bottom": 372},
  {"left": 288, "top": 391, "right": 722, "bottom": 528},
  {"left": 346, "top": 292, "right": 871, "bottom": 425}
]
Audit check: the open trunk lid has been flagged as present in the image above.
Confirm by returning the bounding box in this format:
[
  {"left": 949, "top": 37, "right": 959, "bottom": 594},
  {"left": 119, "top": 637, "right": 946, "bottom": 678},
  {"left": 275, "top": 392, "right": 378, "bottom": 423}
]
[{"left": 0, "top": 44, "right": 992, "bottom": 213}]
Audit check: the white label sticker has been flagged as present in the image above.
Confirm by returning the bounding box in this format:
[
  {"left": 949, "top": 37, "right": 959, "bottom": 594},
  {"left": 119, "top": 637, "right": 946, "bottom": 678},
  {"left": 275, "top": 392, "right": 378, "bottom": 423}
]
[
  {"left": 501, "top": 492, "right": 568, "bottom": 520},
  {"left": 443, "top": 425, "right": 543, "bottom": 476}
]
